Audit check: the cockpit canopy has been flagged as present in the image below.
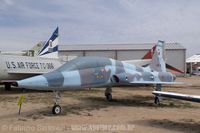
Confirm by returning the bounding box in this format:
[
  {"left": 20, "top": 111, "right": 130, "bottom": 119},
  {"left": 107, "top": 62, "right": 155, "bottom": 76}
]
[{"left": 57, "top": 56, "right": 113, "bottom": 72}]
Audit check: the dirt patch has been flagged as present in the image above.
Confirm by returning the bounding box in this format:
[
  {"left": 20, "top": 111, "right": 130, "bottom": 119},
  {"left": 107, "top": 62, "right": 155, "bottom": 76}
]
[{"left": 0, "top": 77, "right": 199, "bottom": 133}]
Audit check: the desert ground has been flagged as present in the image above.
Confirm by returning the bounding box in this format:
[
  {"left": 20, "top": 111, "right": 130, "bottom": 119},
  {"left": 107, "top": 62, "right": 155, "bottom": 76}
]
[{"left": 0, "top": 76, "right": 199, "bottom": 133}]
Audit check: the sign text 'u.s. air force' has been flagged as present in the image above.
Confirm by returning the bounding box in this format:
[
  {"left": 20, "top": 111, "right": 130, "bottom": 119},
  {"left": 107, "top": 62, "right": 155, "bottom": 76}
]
[{"left": 5, "top": 61, "right": 55, "bottom": 70}]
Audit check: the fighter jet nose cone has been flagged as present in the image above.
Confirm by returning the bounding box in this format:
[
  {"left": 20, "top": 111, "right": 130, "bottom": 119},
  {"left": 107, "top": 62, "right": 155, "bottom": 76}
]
[{"left": 17, "top": 75, "right": 48, "bottom": 90}]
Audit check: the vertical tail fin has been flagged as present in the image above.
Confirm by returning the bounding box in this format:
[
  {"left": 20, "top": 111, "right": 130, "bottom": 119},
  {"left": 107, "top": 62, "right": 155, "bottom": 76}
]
[
  {"left": 38, "top": 27, "right": 59, "bottom": 58},
  {"left": 149, "top": 40, "right": 166, "bottom": 72},
  {"left": 142, "top": 45, "right": 156, "bottom": 59}
]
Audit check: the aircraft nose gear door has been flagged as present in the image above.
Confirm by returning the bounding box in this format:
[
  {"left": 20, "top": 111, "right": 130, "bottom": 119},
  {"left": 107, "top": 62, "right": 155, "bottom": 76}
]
[{"left": 105, "top": 87, "right": 112, "bottom": 101}]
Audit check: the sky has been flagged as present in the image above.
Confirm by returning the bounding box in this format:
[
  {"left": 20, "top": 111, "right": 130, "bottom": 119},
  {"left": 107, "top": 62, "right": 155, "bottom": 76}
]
[{"left": 0, "top": 0, "right": 200, "bottom": 57}]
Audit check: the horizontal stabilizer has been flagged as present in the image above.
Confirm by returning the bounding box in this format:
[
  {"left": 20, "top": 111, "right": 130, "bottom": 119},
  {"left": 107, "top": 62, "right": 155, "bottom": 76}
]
[
  {"left": 123, "top": 59, "right": 151, "bottom": 67},
  {"left": 152, "top": 91, "right": 200, "bottom": 103}
]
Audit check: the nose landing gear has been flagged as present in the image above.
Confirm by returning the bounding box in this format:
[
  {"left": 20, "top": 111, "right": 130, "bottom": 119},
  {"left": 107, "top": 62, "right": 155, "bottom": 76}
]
[{"left": 52, "top": 91, "right": 62, "bottom": 115}]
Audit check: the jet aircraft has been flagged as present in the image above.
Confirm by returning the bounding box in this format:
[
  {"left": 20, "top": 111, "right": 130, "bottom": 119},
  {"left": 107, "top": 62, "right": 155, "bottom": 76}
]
[
  {"left": 0, "top": 28, "right": 163, "bottom": 91},
  {"left": 15, "top": 40, "right": 181, "bottom": 114},
  {"left": 0, "top": 27, "right": 64, "bottom": 90}
]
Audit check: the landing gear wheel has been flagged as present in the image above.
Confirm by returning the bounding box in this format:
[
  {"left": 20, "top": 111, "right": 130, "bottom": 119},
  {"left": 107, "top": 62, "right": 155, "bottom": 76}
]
[
  {"left": 106, "top": 93, "right": 112, "bottom": 101},
  {"left": 52, "top": 105, "right": 61, "bottom": 115},
  {"left": 154, "top": 96, "right": 160, "bottom": 105},
  {"left": 105, "top": 87, "right": 112, "bottom": 101}
]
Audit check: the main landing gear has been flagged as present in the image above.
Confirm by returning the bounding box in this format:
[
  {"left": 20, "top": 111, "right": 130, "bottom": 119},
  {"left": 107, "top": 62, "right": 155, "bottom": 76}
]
[
  {"left": 154, "top": 96, "right": 160, "bottom": 105},
  {"left": 154, "top": 84, "right": 162, "bottom": 105},
  {"left": 105, "top": 87, "right": 112, "bottom": 101},
  {"left": 52, "top": 91, "right": 62, "bottom": 115},
  {"left": 5, "top": 83, "right": 11, "bottom": 91}
]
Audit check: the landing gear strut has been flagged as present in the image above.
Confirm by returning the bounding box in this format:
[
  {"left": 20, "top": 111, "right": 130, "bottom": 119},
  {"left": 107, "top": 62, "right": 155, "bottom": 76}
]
[
  {"left": 154, "top": 96, "right": 160, "bottom": 105},
  {"left": 105, "top": 87, "right": 112, "bottom": 101},
  {"left": 154, "top": 84, "right": 162, "bottom": 105},
  {"left": 52, "top": 91, "right": 62, "bottom": 115},
  {"left": 5, "top": 83, "right": 11, "bottom": 91}
]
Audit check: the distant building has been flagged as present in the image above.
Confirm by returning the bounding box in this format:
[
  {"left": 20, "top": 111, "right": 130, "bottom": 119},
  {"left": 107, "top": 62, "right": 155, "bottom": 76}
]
[
  {"left": 59, "top": 43, "right": 186, "bottom": 75},
  {"left": 186, "top": 54, "right": 200, "bottom": 75}
]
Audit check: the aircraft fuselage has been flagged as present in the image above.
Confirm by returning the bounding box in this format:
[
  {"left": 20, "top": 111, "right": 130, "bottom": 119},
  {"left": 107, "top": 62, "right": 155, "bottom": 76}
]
[
  {"left": 17, "top": 56, "right": 175, "bottom": 90},
  {"left": 0, "top": 54, "right": 64, "bottom": 82}
]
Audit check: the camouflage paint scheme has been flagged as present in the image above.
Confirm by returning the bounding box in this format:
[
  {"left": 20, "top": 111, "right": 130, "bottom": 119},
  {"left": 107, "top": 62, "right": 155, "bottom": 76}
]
[{"left": 17, "top": 55, "right": 175, "bottom": 90}]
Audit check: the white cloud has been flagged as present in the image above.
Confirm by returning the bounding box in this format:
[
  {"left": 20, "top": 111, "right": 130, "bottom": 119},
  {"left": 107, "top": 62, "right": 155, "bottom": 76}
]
[
  {"left": 3, "top": 0, "right": 13, "bottom": 5},
  {"left": 0, "top": 0, "right": 199, "bottom": 56}
]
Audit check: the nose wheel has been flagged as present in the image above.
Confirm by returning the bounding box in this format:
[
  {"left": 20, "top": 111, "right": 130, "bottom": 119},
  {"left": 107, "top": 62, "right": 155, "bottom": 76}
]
[{"left": 52, "top": 105, "right": 61, "bottom": 115}]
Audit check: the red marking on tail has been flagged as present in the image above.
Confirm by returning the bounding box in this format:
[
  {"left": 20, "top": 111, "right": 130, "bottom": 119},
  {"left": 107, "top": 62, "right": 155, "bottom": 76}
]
[
  {"left": 142, "top": 45, "right": 156, "bottom": 59},
  {"left": 166, "top": 64, "right": 184, "bottom": 74}
]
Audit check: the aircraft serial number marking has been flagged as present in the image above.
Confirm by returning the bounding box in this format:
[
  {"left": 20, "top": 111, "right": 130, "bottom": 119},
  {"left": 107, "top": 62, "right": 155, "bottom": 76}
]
[{"left": 5, "top": 61, "right": 55, "bottom": 70}]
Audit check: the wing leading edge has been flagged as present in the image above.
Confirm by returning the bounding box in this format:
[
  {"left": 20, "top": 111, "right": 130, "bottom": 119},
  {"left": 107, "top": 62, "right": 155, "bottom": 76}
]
[
  {"left": 130, "top": 81, "right": 184, "bottom": 85},
  {"left": 152, "top": 91, "right": 200, "bottom": 103}
]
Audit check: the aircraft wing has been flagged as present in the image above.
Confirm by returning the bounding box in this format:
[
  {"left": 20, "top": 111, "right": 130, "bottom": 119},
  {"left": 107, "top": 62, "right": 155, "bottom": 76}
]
[
  {"left": 152, "top": 91, "right": 200, "bottom": 103},
  {"left": 129, "top": 81, "right": 184, "bottom": 85},
  {"left": 6, "top": 70, "right": 46, "bottom": 74}
]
